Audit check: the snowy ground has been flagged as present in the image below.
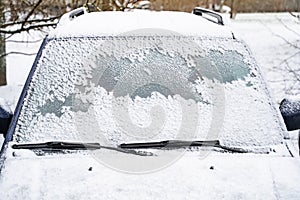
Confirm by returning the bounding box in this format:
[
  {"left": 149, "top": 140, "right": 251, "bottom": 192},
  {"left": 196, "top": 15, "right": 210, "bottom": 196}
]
[
  {"left": 231, "top": 13, "right": 300, "bottom": 103},
  {"left": 0, "top": 31, "right": 46, "bottom": 109},
  {"left": 0, "top": 12, "right": 299, "bottom": 145},
  {"left": 230, "top": 13, "right": 300, "bottom": 146}
]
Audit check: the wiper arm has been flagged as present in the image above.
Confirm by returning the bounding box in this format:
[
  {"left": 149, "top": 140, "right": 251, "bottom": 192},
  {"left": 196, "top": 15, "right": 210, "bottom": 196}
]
[
  {"left": 119, "top": 140, "right": 249, "bottom": 153},
  {"left": 12, "top": 141, "right": 153, "bottom": 156}
]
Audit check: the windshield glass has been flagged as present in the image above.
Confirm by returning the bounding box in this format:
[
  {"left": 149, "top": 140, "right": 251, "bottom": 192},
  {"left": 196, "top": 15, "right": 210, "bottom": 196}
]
[{"left": 13, "top": 36, "right": 285, "bottom": 148}]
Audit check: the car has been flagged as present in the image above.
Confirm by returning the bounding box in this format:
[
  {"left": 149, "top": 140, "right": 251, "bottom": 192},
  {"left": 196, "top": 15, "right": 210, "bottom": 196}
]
[{"left": 0, "top": 7, "right": 300, "bottom": 199}]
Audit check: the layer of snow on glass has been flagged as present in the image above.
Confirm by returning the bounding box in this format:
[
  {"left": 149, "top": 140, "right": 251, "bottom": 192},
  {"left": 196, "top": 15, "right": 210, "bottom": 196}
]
[{"left": 13, "top": 35, "right": 285, "bottom": 148}]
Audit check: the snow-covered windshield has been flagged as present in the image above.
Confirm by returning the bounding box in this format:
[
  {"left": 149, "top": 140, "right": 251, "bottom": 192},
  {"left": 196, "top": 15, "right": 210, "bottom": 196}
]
[{"left": 13, "top": 36, "right": 285, "bottom": 148}]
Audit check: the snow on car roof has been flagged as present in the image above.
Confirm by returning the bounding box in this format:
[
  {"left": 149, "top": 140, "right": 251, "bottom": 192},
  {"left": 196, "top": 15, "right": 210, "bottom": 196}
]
[{"left": 49, "top": 11, "right": 234, "bottom": 38}]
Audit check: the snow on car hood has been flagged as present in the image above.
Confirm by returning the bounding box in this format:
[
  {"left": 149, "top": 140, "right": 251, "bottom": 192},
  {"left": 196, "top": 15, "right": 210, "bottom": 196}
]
[{"left": 0, "top": 147, "right": 300, "bottom": 199}]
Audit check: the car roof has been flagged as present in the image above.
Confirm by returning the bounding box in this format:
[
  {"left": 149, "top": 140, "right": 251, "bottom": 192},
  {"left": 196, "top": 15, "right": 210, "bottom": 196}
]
[{"left": 49, "top": 10, "right": 234, "bottom": 39}]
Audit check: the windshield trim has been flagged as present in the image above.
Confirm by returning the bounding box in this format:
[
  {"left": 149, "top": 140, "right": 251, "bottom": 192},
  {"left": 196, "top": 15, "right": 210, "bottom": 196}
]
[{"left": 1, "top": 38, "right": 48, "bottom": 155}]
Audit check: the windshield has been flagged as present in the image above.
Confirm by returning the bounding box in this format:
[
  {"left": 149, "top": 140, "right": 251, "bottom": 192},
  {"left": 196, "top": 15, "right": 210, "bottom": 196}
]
[{"left": 12, "top": 35, "right": 285, "bottom": 148}]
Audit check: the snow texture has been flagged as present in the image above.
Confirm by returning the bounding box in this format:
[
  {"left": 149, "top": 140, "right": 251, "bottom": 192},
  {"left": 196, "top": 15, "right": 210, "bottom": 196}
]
[
  {"left": 13, "top": 35, "right": 284, "bottom": 148},
  {"left": 280, "top": 98, "right": 300, "bottom": 115},
  {"left": 0, "top": 149, "right": 300, "bottom": 199}
]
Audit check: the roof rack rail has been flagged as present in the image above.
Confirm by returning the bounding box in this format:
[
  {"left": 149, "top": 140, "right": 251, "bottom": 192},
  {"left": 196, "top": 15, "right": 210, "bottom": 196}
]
[
  {"left": 193, "top": 7, "right": 224, "bottom": 26},
  {"left": 58, "top": 7, "right": 88, "bottom": 26},
  {"left": 69, "top": 7, "right": 87, "bottom": 20}
]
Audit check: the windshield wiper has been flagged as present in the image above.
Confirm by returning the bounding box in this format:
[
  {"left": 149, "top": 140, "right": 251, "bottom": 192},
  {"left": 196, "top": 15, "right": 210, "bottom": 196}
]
[
  {"left": 119, "top": 140, "right": 249, "bottom": 153},
  {"left": 12, "top": 141, "right": 152, "bottom": 156},
  {"left": 12, "top": 141, "right": 100, "bottom": 150}
]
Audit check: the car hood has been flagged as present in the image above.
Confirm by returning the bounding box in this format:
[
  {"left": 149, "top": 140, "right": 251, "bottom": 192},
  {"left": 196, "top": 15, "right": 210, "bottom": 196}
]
[{"left": 0, "top": 147, "right": 300, "bottom": 200}]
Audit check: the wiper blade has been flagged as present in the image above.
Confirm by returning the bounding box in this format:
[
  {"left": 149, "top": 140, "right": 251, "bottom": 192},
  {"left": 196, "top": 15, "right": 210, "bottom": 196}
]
[
  {"left": 12, "top": 141, "right": 153, "bottom": 156},
  {"left": 119, "top": 140, "right": 249, "bottom": 153},
  {"left": 12, "top": 141, "right": 101, "bottom": 150}
]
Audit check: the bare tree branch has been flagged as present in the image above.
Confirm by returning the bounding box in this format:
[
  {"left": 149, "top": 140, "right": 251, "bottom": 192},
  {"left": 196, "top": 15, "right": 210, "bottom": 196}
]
[
  {"left": 0, "top": 22, "right": 57, "bottom": 34},
  {"left": 6, "top": 39, "right": 43, "bottom": 43},
  {"left": 21, "top": 0, "right": 43, "bottom": 30},
  {"left": 259, "top": 20, "right": 300, "bottom": 50},
  {"left": 0, "top": 51, "right": 37, "bottom": 58},
  {"left": 289, "top": 11, "right": 300, "bottom": 19},
  {"left": 282, "top": 60, "right": 300, "bottom": 82},
  {"left": 277, "top": 51, "right": 300, "bottom": 66},
  {"left": 1, "top": 16, "right": 60, "bottom": 29},
  {"left": 276, "top": 16, "right": 300, "bottom": 37}
]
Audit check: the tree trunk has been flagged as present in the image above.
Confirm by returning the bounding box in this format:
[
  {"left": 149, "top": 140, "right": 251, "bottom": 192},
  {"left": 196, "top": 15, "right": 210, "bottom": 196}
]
[
  {"left": 230, "top": 0, "right": 235, "bottom": 19},
  {"left": 0, "top": 0, "right": 7, "bottom": 86}
]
